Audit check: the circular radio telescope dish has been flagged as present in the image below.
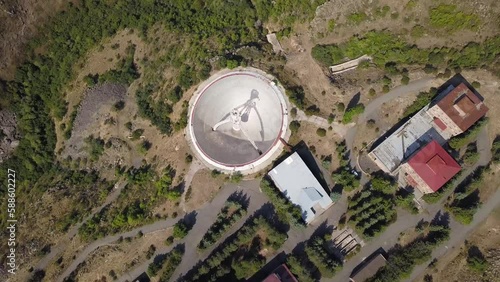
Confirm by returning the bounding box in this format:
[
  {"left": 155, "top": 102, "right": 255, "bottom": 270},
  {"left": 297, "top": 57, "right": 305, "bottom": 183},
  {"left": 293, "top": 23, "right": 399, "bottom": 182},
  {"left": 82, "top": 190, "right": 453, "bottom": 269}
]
[{"left": 187, "top": 68, "right": 290, "bottom": 174}]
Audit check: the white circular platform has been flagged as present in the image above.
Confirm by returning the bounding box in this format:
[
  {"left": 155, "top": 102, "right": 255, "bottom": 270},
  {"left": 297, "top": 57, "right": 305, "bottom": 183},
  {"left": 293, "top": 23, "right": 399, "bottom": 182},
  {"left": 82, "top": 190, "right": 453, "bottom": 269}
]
[{"left": 186, "top": 68, "right": 290, "bottom": 174}]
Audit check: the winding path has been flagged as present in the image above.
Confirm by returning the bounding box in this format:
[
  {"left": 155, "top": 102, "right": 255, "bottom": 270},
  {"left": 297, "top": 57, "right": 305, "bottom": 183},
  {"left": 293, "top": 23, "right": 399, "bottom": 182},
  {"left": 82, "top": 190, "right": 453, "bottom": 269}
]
[
  {"left": 33, "top": 181, "right": 127, "bottom": 271},
  {"left": 345, "top": 77, "right": 435, "bottom": 168},
  {"left": 57, "top": 179, "right": 269, "bottom": 281}
]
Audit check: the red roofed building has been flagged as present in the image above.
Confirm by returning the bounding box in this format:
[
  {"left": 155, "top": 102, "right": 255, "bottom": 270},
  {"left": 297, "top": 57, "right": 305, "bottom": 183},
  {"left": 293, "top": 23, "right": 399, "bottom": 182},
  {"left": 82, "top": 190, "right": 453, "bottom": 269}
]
[
  {"left": 401, "top": 140, "right": 461, "bottom": 194},
  {"left": 262, "top": 264, "right": 298, "bottom": 282},
  {"left": 427, "top": 83, "right": 488, "bottom": 137}
]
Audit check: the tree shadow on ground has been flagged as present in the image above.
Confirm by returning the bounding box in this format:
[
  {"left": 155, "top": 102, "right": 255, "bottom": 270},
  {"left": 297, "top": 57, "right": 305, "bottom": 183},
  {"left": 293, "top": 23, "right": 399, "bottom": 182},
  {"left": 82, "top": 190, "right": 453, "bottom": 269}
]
[
  {"left": 431, "top": 210, "right": 450, "bottom": 228},
  {"left": 227, "top": 190, "right": 251, "bottom": 210},
  {"left": 182, "top": 211, "right": 197, "bottom": 231},
  {"left": 346, "top": 92, "right": 361, "bottom": 111}
]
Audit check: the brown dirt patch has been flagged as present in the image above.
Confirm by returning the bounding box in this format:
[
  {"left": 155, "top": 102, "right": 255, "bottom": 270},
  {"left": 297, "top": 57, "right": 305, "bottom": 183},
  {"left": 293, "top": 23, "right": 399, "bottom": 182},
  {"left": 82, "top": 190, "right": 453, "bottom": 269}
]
[
  {"left": 288, "top": 121, "right": 343, "bottom": 171},
  {"left": 76, "top": 230, "right": 171, "bottom": 282},
  {"left": 185, "top": 169, "right": 226, "bottom": 211},
  {"left": 419, "top": 207, "right": 500, "bottom": 282}
]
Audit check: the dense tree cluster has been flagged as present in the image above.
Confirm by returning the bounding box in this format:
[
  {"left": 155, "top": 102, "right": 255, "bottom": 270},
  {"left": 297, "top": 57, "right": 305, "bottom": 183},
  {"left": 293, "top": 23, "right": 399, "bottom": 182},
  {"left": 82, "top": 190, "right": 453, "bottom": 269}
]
[
  {"left": 260, "top": 179, "right": 306, "bottom": 227},
  {"left": 347, "top": 189, "right": 396, "bottom": 238},
  {"left": 305, "top": 236, "right": 342, "bottom": 278}
]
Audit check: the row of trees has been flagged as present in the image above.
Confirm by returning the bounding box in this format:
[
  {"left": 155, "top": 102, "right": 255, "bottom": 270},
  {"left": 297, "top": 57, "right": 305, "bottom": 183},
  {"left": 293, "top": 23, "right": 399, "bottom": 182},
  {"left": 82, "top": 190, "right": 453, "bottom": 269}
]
[
  {"left": 332, "top": 141, "right": 360, "bottom": 192},
  {"left": 449, "top": 118, "right": 489, "bottom": 150},
  {"left": 446, "top": 166, "right": 487, "bottom": 225},
  {"left": 369, "top": 217, "right": 451, "bottom": 281},
  {"left": 184, "top": 216, "right": 287, "bottom": 281},
  {"left": 347, "top": 176, "right": 398, "bottom": 238},
  {"left": 147, "top": 247, "right": 184, "bottom": 280},
  {"left": 260, "top": 178, "right": 306, "bottom": 227},
  {"left": 198, "top": 199, "right": 247, "bottom": 251}
]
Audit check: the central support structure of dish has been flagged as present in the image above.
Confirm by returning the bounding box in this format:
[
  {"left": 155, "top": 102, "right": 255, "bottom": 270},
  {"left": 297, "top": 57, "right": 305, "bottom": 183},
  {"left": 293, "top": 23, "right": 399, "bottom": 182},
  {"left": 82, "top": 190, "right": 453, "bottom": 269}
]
[{"left": 186, "top": 68, "right": 290, "bottom": 174}]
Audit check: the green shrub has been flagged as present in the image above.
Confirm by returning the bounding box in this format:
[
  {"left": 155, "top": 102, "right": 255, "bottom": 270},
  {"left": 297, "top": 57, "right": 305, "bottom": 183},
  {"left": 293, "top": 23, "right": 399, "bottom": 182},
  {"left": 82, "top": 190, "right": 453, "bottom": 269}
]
[
  {"left": 290, "top": 120, "right": 301, "bottom": 134},
  {"left": 84, "top": 135, "right": 105, "bottom": 161},
  {"left": 429, "top": 5, "right": 480, "bottom": 32},
  {"left": 402, "top": 88, "right": 437, "bottom": 118},
  {"left": 410, "top": 25, "right": 425, "bottom": 38},
  {"left": 342, "top": 104, "right": 365, "bottom": 124},
  {"left": 173, "top": 221, "right": 189, "bottom": 239},
  {"left": 316, "top": 128, "right": 327, "bottom": 137},
  {"left": 113, "top": 100, "right": 125, "bottom": 111},
  {"left": 337, "top": 102, "right": 345, "bottom": 112},
  {"left": 347, "top": 12, "right": 368, "bottom": 25},
  {"left": 328, "top": 19, "right": 336, "bottom": 32}
]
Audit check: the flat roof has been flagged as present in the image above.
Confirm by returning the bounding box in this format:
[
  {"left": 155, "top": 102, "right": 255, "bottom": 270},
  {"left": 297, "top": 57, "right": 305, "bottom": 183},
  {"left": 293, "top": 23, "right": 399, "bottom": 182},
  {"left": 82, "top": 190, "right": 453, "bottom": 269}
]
[
  {"left": 268, "top": 152, "right": 333, "bottom": 224},
  {"left": 350, "top": 254, "right": 387, "bottom": 282},
  {"left": 369, "top": 106, "right": 446, "bottom": 173},
  {"left": 435, "top": 83, "right": 488, "bottom": 131},
  {"left": 408, "top": 140, "right": 461, "bottom": 192}
]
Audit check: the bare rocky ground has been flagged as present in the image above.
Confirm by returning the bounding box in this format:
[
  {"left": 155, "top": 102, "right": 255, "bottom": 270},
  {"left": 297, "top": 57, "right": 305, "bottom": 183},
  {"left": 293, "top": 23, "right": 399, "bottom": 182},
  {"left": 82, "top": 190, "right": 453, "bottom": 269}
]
[
  {"left": 62, "top": 83, "right": 127, "bottom": 160},
  {"left": 0, "top": 109, "right": 19, "bottom": 162}
]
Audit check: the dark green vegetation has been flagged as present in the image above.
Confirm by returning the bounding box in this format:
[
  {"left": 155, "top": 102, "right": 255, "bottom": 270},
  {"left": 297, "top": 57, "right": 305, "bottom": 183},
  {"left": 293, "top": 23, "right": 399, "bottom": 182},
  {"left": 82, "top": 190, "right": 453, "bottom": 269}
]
[
  {"left": 311, "top": 31, "right": 500, "bottom": 74},
  {"left": 492, "top": 136, "right": 500, "bottom": 163},
  {"left": 422, "top": 171, "right": 463, "bottom": 204},
  {"left": 461, "top": 142, "right": 480, "bottom": 166},
  {"left": 84, "top": 135, "right": 105, "bottom": 161},
  {"left": 285, "top": 254, "right": 316, "bottom": 282},
  {"left": 173, "top": 219, "right": 190, "bottom": 239},
  {"left": 402, "top": 87, "right": 437, "bottom": 118},
  {"left": 429, "top": 4, "right": 480, "bottom": 32},
  {"left": 184, "top": 216, "right": 287, "bottom": 281},
  {"left": 252, "top": 0, "right": 327, "bottom": 26},
  {"left": 332, "top": 141, "right": 359, "bottom": 192},
  {"left": 155, "top": 166, "right": 181, "bottom": 201},
  {"left": 198, "top": 199, "right": 247, "bottom": 251},
  {"left": 449, "top": 118, "right": 488, "bottom": 150},
  {"left": 260, "top": 179, "right": 306, "bottom": 227},
  {"left": 147, "top": 247, "right": 184, "bottom": 280},
  {"left": 369, "top": 216, "right": 451, "bottom": 281},
  {"left": 289, "top": 120, "right": 301, "bottom": 134},
  {"left": 346, "top": 176, "right": 397, "bottom": 239},
  {"left": 305, "top": 236, "right": 342, "bottom": 278},
  {"left": 342, "top": 104, "right": 365, "bottom": 124},
  {"left": 466, "top": 245, "right": 489, "bottom": 272},
  {"left": 446, "top": 166, "right": 487, "bottom": 225},
  {"left": 45, "top": 169, "right": 113, "bottom": 233},
  {"left": 78, "top": 165, "right": 176, "bottom": 241}
]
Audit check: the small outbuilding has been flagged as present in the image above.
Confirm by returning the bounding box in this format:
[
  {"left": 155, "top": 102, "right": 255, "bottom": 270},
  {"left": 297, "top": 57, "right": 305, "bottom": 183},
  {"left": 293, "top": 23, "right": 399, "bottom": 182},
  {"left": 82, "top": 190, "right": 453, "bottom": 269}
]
[
  {"left": 262, "top": 264, "right": 298, "bottom": 282},
  {"left": 350, "top": 253, "right": 387, "bottom": 282},
  {"left": 268, "top": 152, "right": 333, "bottom": 224}
]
